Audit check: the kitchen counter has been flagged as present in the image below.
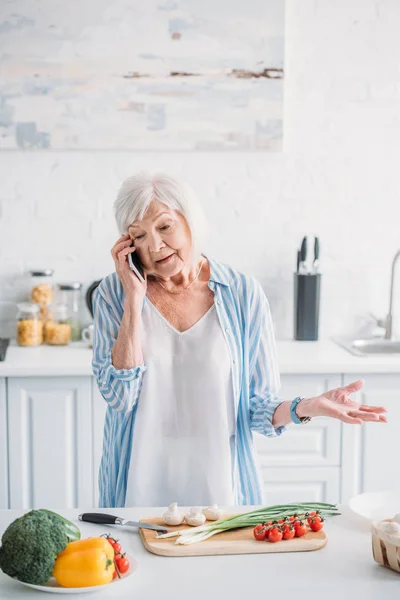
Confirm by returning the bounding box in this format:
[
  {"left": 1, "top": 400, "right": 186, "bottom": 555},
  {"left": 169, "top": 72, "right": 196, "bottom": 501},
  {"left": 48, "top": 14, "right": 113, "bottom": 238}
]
[
  {"left": 0, "top": 505, "right": 398, "bottom": 599},
  {"left": 0, "top": 338, "right": 400, "bottom": 377}
]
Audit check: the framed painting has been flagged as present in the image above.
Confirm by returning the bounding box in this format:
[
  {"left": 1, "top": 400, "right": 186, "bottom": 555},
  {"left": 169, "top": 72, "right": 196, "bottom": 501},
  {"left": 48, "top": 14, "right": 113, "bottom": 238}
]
[{"left": 0, "top": 0, "right": 284, "bottom": 151}]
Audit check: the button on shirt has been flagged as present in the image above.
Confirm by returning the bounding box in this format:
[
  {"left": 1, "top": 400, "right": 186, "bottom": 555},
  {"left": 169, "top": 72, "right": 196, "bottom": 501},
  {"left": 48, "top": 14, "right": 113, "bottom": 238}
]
[{"left": 92, "top": 256, "right": 287, "bottom": 508}]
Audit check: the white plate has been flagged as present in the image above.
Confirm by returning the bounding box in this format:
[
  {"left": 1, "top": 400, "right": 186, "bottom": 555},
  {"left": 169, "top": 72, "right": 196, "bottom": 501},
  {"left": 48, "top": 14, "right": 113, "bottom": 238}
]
[
  {"left": 8, "top": 552, "right": 137, "bottom": 594},
  {"left": 348, "top": 491, "right": 400, "bottom": 522}
]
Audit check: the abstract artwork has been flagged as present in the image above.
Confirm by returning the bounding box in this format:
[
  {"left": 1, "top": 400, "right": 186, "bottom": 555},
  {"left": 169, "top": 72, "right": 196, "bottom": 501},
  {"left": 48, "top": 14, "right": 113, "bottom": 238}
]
[{"left": 0, "top": 0, "right": 284, "bottom": 151}]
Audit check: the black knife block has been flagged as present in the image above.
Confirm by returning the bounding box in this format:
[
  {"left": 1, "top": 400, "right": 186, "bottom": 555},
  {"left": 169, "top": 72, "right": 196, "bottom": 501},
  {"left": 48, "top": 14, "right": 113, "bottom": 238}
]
[{"left": 294, "top": 273, "right": 321, "bottom": 341}]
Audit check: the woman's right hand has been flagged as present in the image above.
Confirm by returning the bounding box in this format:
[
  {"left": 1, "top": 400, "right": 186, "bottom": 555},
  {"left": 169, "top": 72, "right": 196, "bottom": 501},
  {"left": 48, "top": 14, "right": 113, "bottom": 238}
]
[{"left": 111, "top": 234, "right": 147, "bottom": 306}]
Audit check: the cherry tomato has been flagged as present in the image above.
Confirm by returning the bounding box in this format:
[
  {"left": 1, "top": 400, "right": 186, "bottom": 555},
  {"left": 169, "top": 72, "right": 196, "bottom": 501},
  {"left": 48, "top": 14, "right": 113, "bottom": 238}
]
[
  {"left": 112, "top": 570, "right": 118, "bottom": 580},
  {"left": 105, "top": 536, "right": 117, "bottom": 546},
  {"left": 310, "top": 519, "right": 324, "bottom": 532},
  {"left": 277, "top": 519, "right": 285, "bottom": 524},
  {"left": 288, "top": 515, "right": 296, "bottom": 522},
  {"left": 282, "top": 524, "right": 295, "bottom": 540},
  {"left": 112, "top": 542, "right": 122, "bottom": 554},
  {"left": 294, "top": 521, "right": 307, "bottom": 537},
  {"left": 292, "top": 519, "right": 300, "bottom": 527},
  {"left": 268, "top": 527, "right": 283, "bottom": 543},
  {"left": 306, "top": 511, "right": 316, "bottom": 524},
  {"left": 253, "top": 524, "right": 267, "bottom": 541},
  {"left": 116, "top": 555, "right": 130, "bottom": 574},
  {"left": 312, "top": 515, "right": 322, "bottom": 524}
]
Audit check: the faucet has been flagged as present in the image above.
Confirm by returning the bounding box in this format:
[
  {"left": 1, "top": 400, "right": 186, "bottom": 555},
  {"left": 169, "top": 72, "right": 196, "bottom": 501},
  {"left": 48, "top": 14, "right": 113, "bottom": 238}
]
[{"left": 385, "top": 249, "right": 400, "bottom": 339}]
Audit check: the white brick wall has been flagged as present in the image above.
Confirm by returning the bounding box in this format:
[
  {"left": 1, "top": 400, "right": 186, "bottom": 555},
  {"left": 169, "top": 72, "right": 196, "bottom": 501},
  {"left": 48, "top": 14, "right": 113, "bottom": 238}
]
[{"left": 1, "top": 0, "right": 400, "bottom": 341}]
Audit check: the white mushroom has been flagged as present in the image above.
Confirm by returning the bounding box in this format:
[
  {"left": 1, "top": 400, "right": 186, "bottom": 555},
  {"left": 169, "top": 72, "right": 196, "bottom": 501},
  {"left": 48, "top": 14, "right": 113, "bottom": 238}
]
[
  {"left": 203, "top": 504, "right": 223, "bottom": 521},
  {"left": 162, "top": 502, "right": 184, "bottom": 526},
  {"left": 185, "top": 507, "right": 206, "bottom": 527}
]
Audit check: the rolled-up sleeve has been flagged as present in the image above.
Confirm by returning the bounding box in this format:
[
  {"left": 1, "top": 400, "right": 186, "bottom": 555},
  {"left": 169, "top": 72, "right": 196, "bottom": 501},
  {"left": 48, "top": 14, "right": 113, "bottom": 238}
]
[
  {"left": 248, "top": 280, "right": 287, "bottom": 438},
  {"left": 91, "top": 286, "right": 147, "bottom": 413}
]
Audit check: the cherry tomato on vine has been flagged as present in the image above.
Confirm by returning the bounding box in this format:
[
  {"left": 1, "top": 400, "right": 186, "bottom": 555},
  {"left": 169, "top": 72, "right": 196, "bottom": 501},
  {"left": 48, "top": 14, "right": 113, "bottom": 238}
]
[
  {"left": 253, "top": 524, "right": 267, "bottom": 541},
  {"left": 268, "top": 527, "right": 283, "bottom": 543}
]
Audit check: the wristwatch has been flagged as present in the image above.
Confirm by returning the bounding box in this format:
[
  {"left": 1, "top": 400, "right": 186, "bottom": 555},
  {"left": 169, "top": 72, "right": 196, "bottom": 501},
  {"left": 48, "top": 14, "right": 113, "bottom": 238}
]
[{"left": 290, "top": 397, "right": 312, "bottom": 424}]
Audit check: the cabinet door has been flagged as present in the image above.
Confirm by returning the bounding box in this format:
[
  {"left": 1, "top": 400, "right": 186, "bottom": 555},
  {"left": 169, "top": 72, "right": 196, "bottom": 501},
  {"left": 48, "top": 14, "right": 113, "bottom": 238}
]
[
  {"left": 0, "top": 378, "right": 8, "bottom": 509},
  {"left": 254, "top": 375, "right": 342, "bottom": 467},
  {"left": 341, "top": 374, "right": 400, "bottom": 502},
  {"left": 8, "top": 377, "right": 93, "bottom": 510},
  {"left": 261, "top": 467, "right": 340, "bottom": 505}
]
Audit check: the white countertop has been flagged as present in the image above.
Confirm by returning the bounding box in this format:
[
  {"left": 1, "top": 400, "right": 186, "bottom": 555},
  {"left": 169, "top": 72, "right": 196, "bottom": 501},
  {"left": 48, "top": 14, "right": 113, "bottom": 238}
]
[
  {"left": 0, "top": 505, "right": 398, "bottom": 599},
  {"left": 1, "top": 338, "right": 400, "bottom": 377}
]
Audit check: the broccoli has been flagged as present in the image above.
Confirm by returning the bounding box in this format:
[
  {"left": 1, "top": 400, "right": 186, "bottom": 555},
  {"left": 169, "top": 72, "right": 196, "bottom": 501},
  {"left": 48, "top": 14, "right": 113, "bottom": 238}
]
[{"left": 0, "top": 508, "right": 81, "bottom": 585}]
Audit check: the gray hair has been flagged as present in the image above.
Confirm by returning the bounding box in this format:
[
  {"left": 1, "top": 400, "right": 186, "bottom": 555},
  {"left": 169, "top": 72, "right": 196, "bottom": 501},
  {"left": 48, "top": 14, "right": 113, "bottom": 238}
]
[{"left": 114, "top": 171, "right": 208, "bottom": 261}]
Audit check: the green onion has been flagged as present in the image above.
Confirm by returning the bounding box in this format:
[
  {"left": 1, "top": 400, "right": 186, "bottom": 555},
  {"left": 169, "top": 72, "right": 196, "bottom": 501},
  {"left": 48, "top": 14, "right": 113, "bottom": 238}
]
[{"left": 157, "top": 502, "right": 340, "bottom": 545}]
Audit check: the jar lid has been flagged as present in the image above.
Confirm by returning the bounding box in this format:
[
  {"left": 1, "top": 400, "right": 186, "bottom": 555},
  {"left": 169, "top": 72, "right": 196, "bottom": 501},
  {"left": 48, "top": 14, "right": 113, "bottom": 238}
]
[
  {"left": 29, "top": 270, "right": 54, "bottom": 277},
  {"left": 17, "top": 302, "right": 40, "bottom": 314},
  {"left": 57, "top": 282, "right": 82, "bottom": 291}
]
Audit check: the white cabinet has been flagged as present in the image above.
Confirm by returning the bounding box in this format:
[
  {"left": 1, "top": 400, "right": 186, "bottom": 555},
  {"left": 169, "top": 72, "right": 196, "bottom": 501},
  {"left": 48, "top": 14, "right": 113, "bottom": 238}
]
[
  {"left": 255, "top": 374, "right": 342, "bottom": 503},
  {"left": 7, "top": 377, "right": 93, "bottom": 510},
  {"left": 260, "top": 467, "right": 340, "bottom": 505},
  {"left": 341, "top": 374, "right": 400, "bottom": 503},
  {"left": 3, "top": 370, "right": 400, "bottom": 509},
  {"left": 0, "top": 378, "right": 8, "bottom": 509}
]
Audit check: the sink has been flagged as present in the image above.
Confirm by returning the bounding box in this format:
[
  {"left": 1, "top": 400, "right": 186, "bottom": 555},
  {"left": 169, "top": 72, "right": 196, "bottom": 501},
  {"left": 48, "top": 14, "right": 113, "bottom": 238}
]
[{"left": 333, "top": 337, "right": 400, "bottom": 356}]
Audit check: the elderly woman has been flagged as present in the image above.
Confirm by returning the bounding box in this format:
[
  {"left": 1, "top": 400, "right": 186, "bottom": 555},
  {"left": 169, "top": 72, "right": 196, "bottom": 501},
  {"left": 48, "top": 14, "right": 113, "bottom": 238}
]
[{"left": 92, "top": 171, "right": 387, "bottom": 508}]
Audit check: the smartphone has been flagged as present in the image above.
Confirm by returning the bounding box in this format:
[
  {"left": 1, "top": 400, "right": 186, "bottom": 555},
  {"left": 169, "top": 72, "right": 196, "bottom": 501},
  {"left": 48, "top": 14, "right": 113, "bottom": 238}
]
[{"left": 128, "top": 243, "right": 146, "bottom": 282}]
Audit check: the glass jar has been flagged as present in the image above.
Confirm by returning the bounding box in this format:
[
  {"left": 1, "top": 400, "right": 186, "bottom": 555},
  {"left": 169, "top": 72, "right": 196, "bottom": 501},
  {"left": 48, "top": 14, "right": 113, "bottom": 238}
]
[
  {"left": 29, "top": 269, "right": 54, "bottom": 322},
  {"left": 44, "top": 304, "right": 71, "bottom": 346},
  {"left": 55, "top": 283, "right": 82, "bottom": 341},
  {"left": 16, "top": 302, "right": 43, "bottom": 347}
]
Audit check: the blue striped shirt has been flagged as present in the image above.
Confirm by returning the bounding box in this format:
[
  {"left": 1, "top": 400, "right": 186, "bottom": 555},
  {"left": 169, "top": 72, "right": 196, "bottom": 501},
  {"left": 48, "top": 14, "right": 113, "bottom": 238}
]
[{"left": 92, "top": 256, "right": 287, "bottom": 507}]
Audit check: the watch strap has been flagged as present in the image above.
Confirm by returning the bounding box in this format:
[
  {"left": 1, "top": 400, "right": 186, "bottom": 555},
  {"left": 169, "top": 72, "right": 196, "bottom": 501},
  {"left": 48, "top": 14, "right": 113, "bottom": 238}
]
[{"left": 290, "top": 397, "right": 312, "bottom": 424}]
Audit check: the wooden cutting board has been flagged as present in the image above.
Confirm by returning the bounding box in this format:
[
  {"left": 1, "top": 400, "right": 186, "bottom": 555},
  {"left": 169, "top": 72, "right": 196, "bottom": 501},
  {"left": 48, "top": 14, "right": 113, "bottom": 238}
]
[{"left": 139, "top": 516, "right": 327, "bottom": 557}]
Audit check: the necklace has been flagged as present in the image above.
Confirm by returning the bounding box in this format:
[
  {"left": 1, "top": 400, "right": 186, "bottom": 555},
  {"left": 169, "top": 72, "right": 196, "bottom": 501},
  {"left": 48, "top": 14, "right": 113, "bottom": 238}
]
[{"left": 155, "top": 258, "right": 205, "bottom": 295}]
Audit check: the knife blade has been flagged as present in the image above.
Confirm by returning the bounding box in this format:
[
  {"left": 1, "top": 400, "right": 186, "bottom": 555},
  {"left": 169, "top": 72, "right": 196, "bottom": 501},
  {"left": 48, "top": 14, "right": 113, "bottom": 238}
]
[{"left": 78, "top": 512, "right": 169, "bottom": 534}]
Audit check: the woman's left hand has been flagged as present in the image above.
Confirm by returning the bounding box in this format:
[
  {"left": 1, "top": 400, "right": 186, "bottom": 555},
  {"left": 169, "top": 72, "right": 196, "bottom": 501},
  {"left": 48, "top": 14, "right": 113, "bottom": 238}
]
[{"left": 299, "top": 379, "right": 388, "bottom": 424}]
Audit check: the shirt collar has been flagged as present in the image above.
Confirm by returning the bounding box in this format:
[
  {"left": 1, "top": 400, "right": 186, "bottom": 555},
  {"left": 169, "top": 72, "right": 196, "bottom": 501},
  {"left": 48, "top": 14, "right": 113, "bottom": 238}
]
[{"left": 202, "top": 254, "right": 230, "bottom": 287}]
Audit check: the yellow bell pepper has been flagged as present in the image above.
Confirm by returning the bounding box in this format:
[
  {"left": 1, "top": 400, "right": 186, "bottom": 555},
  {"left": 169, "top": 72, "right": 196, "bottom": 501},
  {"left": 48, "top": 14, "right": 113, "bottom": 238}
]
[
  {"left": 53, "top": 537, "right": 115, "bottom": 588},
  {"left": 57, "top": 537, "right": 114, "bottom": 560}
]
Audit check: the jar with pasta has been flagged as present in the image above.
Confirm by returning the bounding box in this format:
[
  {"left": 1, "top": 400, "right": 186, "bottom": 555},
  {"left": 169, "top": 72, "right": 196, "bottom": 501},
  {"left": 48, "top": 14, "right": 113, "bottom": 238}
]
[
  {"left": 16, "top": 302, "right": 43, "bottom": 347},
  {"left": 29, "top": 269, "right": 54, "bottom": 321},
  {"left": 44, "top": 304, "right": 71, "bottom": 346}
]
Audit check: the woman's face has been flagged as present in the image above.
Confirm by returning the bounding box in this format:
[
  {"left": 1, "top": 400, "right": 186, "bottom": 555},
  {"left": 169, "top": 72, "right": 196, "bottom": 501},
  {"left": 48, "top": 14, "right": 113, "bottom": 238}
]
[{"left": 128, "top": 200, "right": 193, "bottom": 278}]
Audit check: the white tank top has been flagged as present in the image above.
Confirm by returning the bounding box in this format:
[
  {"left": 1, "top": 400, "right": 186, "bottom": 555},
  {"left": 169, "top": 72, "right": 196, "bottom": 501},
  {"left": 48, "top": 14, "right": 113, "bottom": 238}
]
[{"left": 125, "top": 297, "right": 235, "bottom": 507}]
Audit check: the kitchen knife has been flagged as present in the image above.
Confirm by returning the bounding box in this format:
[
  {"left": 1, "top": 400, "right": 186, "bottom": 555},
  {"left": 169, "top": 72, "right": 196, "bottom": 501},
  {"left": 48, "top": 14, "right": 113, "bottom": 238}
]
[
  {"left": 78, "top": 512, "right": 169, "bottom": 534},
  {"left": 299, "top": 236, "right": 308, "bottom": 274},
  {"left": 296, "top": 249, "right": 301, "bottom": 273},
  {"left": 313, "top": 237, "right": 320, "bottom": 273}
]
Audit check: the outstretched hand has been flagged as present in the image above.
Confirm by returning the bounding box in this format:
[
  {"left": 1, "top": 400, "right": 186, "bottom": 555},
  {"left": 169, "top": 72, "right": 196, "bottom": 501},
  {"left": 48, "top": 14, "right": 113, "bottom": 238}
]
[{"left": 307, "top": 380, "right": 388, "bottom": 424}]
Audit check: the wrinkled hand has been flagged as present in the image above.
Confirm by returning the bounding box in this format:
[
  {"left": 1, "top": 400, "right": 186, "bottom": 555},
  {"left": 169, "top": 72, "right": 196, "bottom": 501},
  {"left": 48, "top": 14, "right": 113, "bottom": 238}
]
[
  {"left": 305, "top": 380, "right": 388, "bottom": 424},
  {"left": 111, "top": 233, "right": 147, "bottom": 305}
]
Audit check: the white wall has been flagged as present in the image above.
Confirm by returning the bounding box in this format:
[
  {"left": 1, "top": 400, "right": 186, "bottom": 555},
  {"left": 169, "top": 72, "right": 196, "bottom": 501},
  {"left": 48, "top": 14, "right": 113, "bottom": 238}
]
[{"left": 1, "top": 0, "right": 400, "bottom": 341}]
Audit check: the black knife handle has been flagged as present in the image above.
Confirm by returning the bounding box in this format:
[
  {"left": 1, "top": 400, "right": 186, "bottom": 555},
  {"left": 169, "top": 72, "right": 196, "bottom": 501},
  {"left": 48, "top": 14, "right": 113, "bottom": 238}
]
[
  {"left": 79, "top": 513, "right": 119, "bottom": 524},
  {"left": 300, "top": 236, "right": 307, "bottom": 262},
  {"left": 314, "top": 237, "right": 320, "bottom": 261}
]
